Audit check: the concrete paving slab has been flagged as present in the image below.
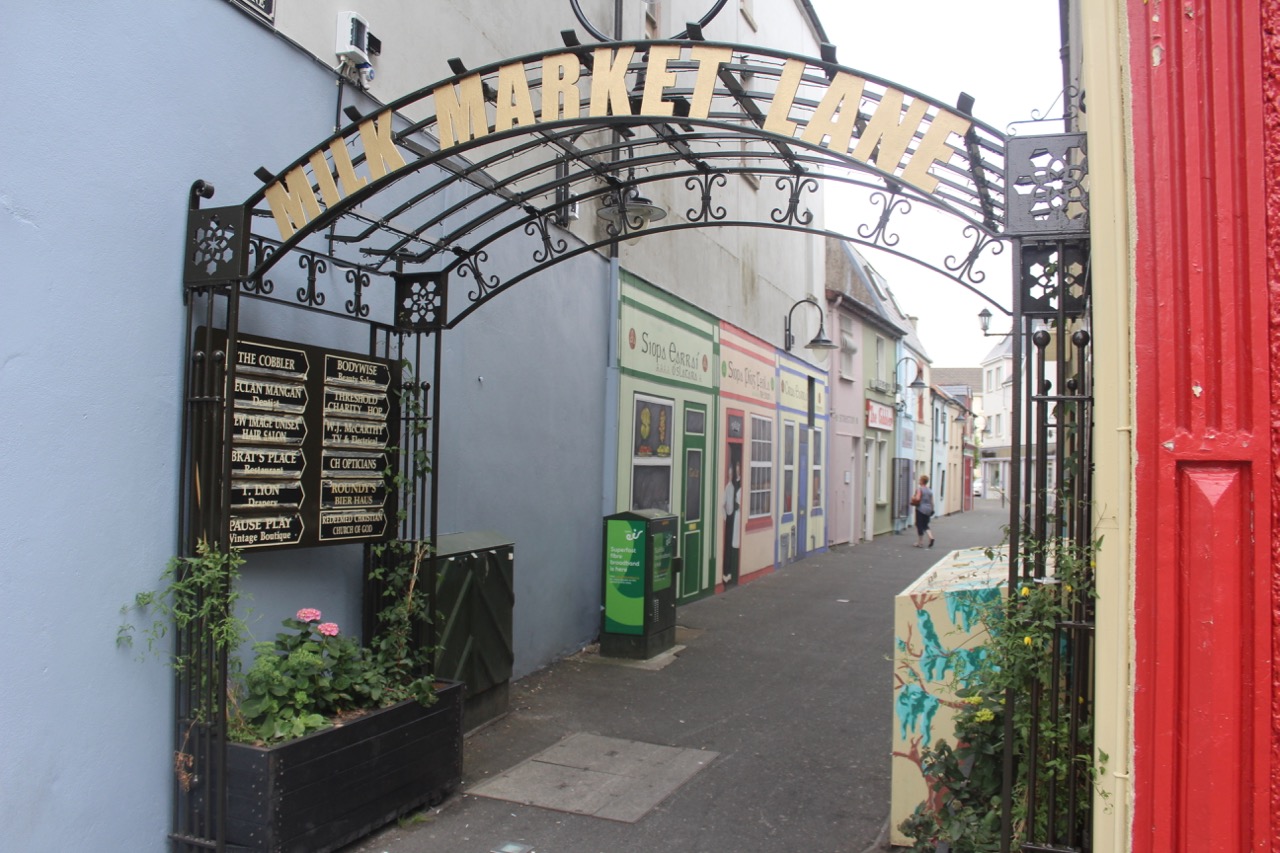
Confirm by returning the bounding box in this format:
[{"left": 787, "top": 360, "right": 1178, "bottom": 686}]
[
  {"left": 575, "top": 643, "right": 687, "bottom": 670},
  {"left": 467, "top": 732, "right": 719, "bottom": 823}
]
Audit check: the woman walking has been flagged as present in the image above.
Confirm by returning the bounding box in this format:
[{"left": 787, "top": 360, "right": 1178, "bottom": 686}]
[{"left": 911, "top": 475, "right": 935, "bottom": 548}]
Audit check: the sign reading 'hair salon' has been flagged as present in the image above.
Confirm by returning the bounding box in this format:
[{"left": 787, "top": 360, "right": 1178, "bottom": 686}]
[{"left": 204, "top": 329, "right": 399, "bottom": 550}]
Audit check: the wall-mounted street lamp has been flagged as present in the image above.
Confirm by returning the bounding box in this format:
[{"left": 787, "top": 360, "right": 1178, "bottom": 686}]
[
  {"left": 784, "top": 296, "right": 838, "bottom": 352},
  {"left": 893, "top": 354, "right": 927, "bottom": 412},
  {"left": 977, "top": 307, "right": 1015, "bottom": 337},
  {"left": 895, "top": 355, "right": 927, "bottom": 391}
]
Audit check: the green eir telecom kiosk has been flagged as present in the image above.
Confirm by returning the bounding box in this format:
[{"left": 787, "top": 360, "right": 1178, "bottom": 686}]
[{"left": 601, "top": 509, "right": 678, "bottom": 659}]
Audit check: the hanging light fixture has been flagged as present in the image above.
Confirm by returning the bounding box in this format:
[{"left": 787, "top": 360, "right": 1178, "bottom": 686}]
[{"left": 597, "top": 184, "right": 667, "bottom": 241}]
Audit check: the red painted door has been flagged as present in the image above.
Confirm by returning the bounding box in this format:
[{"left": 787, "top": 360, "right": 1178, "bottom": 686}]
[{"left": 1128, "top": 1, "right": 1274, "bottom": 850}]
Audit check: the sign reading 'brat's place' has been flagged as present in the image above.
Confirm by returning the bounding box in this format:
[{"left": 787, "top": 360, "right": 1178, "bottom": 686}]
[{"left": 203, "top": 329, "right": 399, "bottom": 550}]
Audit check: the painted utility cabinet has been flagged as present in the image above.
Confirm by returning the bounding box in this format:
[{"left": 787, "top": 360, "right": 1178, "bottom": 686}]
[
  {"left": 890, "top": 547, "right": 1006, "bottom": 846},
  {"left": 600, "top": 509, "right": 678, "bottom": 660}
]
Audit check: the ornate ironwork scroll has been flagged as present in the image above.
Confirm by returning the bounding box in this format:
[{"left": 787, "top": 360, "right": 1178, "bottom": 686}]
[
  {"left": 771, "top": 172, "right": 818, "bottom": 227},
  {"left": 858, "top": 188, "right": 911, "bottom": 247},
  {"left": 454, "top": 249, "right": 501, "bottom": 303},
  {"left": 525, "top": 212, "right": 568, "bottom": 264},
  {"left": 685, "top": 171, "right": 728, "bottom": 223},
  {"left": 345, "top": 267, "right": 372, "bottom": 318}
]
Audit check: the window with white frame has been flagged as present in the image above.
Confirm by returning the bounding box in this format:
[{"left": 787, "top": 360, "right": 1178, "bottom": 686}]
[
  {"left": 875, "top": 336, "right": 886, "bottom": 384},
  {"left": 630, "top": 393, "right": 673, "bottom": 511},
  {"left": 783, "top": 421, "right": 795, "bottom": 515},
  {"left": 643, "top": 0, "right": 660, "bottom": 38},
  {"left": 839, "top": 315, "right": 856, "bottom": 380},
  {"left": 749, "top": 415, "right": 773, "bottom": 517}
]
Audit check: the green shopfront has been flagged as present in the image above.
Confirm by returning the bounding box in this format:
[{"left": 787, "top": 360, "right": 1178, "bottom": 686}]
[{"left": 615, "top": 273, "right": 718, "bottom": 602}]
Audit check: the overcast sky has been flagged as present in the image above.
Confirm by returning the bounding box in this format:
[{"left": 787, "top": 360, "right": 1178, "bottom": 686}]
[{"left": 808, "top": 0, "right": 1065, "bottom": 366}]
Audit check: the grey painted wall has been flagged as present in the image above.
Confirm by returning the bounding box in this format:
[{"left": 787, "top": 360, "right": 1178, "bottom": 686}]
[{"left": 1, "top": 3, "right": 608, "bottom": 850}]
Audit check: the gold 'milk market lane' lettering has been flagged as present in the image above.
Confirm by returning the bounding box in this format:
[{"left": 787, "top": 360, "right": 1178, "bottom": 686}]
[
  {"left": 264, "top": 110, "right": 405, "bottom": 239},
  {"left": 267, "top": 52, "right": 971, "bottom": 242}
]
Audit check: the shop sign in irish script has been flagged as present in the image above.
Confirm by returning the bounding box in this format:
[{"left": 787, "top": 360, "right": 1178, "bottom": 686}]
[{"left": 203, "top": 329, "right": 399, "bottom": 550}]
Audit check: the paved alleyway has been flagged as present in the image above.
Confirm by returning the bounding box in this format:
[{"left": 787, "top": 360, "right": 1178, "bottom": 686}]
[{"left": 348, "top": 500, "right": 1010, "bottom": 853}]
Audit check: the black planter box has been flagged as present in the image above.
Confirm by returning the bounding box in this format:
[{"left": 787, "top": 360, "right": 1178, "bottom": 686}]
[{"left": 224, "top": 681, "right": 464, "bottom": 853}]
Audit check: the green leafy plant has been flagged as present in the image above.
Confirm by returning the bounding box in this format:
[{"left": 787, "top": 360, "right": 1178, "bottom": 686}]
[
  {"left": 118, "top": 539, "right": 249, "bottom": 668},
  {"left": 898, "top": 690, "right": 1005, "bottom": 852},
  {"left": 899, "top": 532, "right": 1104, "bottom": 851},
  {"left": 236, "top": 609, "right": 387, "bottom": 742}
]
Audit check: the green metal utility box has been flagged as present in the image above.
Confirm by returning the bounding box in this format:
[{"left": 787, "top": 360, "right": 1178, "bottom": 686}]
[{"left": 600, "top": 509, "right": 678, "bottom": 659}]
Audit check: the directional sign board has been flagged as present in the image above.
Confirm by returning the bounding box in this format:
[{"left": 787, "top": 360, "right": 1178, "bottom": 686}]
[{"left": 201, "top": 328, "right": 399, "bottom": 550}]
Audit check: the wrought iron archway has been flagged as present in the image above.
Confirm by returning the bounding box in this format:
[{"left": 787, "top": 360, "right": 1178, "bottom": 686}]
[{"left": 178, "top": 28, "right": 1092, "bottom": 853}]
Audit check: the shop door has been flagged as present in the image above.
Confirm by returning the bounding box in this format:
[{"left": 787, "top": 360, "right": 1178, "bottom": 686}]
[
  {"left": 679, "top": 403, "right": 708, "bottom": 600},
  {"left": 864, "top": 443, "right": 875, "bottom": 541},
  {"left": 796, "top": 427, "right": 809, "bottom": 557}
]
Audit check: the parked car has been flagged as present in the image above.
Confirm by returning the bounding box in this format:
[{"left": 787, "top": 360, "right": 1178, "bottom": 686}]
[{"left": 972, "top": 478, "right": 984, "bottom": 497}]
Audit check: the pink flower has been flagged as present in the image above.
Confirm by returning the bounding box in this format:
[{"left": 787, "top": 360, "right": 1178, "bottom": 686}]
[
  {"left": 317, "top": 622, "right": 340, "bottom": 637},
  {"left": 296, "top": 608, "right": 322, "bottom": 623}
]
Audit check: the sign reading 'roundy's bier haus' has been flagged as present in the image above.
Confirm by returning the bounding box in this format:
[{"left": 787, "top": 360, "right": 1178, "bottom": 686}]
[{"left": 202, "top": 328, "right": 400, "bottom": 550}]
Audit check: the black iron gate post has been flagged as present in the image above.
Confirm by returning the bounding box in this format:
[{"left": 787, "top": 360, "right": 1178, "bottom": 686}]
[{"left": 999, "top": 131, "right": 1093, "bottom": 853}]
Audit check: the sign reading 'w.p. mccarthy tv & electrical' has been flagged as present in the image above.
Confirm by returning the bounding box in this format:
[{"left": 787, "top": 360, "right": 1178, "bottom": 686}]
[{"left": 202, "top": 329, "right": 399, "bottom": 550}]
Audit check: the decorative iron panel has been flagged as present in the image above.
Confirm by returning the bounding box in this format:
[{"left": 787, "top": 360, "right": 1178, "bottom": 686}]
[
  {"left": 394, "top": 271, "right": 448, "bottom": 334},
  {"left": 1005, "top": 133, "right": 1089, "bottom": 238},
  {"left": 184, "top": 205, "right": 248, "bottom": 286},
  {"left": 1020, "top": 242, "right": 1090, "bottom": 318}
]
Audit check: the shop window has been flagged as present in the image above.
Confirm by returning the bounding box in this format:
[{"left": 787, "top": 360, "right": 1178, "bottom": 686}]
[
  {"left": 685, "top": 407, "right": 705, "bottom": 435},
  {"left": 749, "top": 415, "right": 773, "bottom": 517},
  {"left": 783, "top": 421, "right": 795, "bottom": 515},
  {"left": 631, "top": 393, "right": 673, "bottom": 511},
  {"left": 684, "top": 448, "right": 703, "bottom": 522},
  {"left": 812, "top": 428, "right": 823, "bottom": 509}
]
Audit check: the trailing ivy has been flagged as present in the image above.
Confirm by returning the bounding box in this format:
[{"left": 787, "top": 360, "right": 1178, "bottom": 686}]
[
  {"left": 118, "top": 539, "right": 249, "bottom": 669},
  {"left": 898, "top": 532, "right": 1105, "bottom": 851}
]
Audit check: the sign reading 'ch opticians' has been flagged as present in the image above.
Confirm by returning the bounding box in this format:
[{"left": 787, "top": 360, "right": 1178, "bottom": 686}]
[{"left": 202, "top": 329, "right": 400, "bottom": 550}]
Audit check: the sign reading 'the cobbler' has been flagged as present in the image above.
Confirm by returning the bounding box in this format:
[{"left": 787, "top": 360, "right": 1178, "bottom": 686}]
[{"left": 202, "top": 329, "right": 399, "bottom": 550}]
